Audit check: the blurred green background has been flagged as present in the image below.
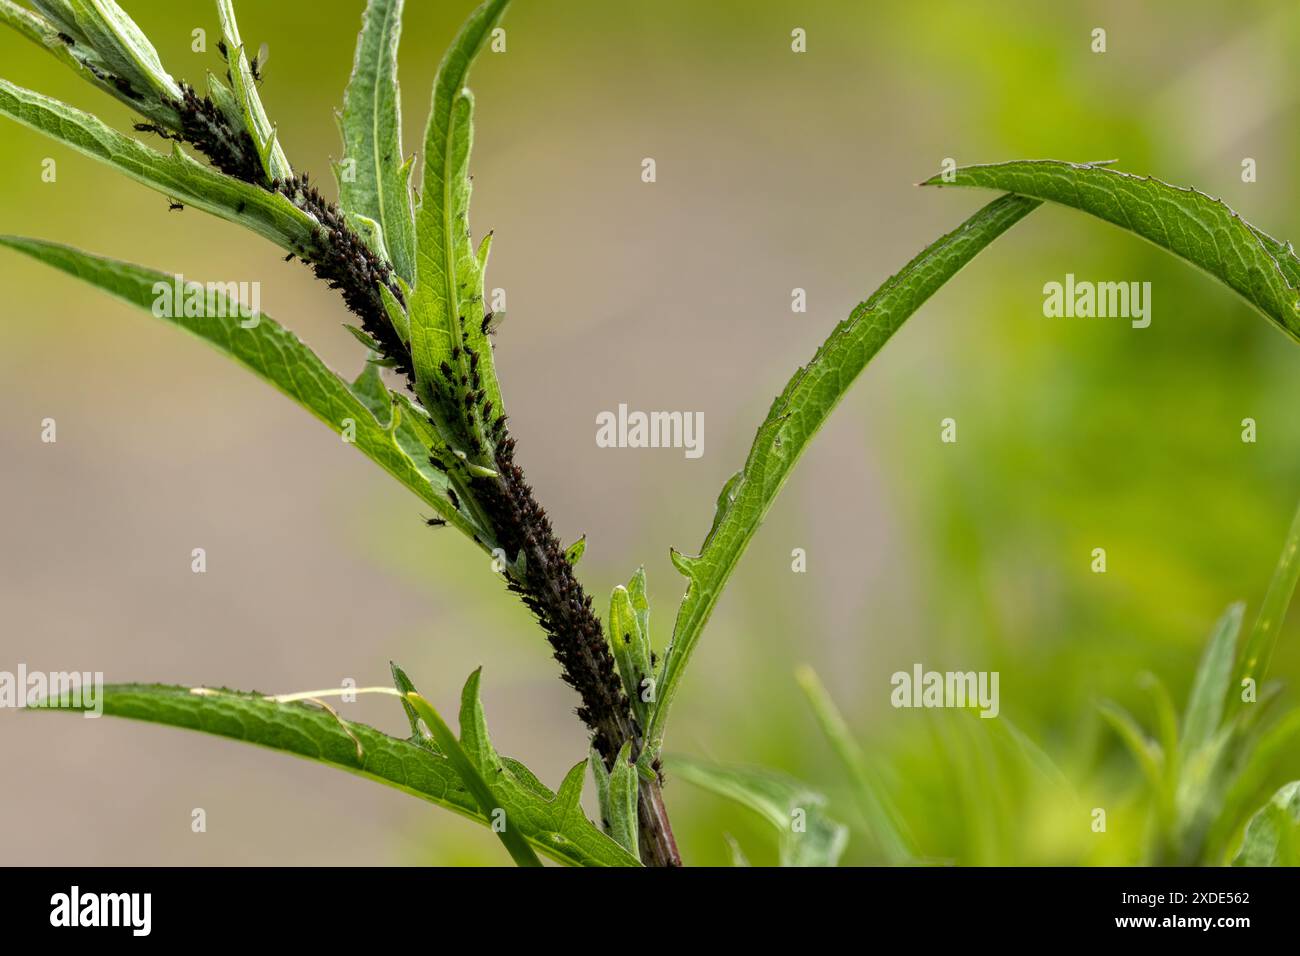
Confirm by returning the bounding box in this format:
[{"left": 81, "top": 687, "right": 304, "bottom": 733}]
[{"left": 2, "top": 0, "right": 1299, "bottom": 865}]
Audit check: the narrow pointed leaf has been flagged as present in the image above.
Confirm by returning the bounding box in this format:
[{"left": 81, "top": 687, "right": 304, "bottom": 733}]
[
  {"left": 0, "top": 0, "right": 179, "bottom": 126},
  {"left": 1098, "top": 700, "right": 1165, "bottom": 796},
  {"left": 413, "top": 669, "right": 639, "bottom": 866},
  {"left": 648, "top": 194, "right": 1040, "bottom": 757},
  {"left": 32, "top": 683, "right": 627, "bottom": 866},
  {"left": 795, "top": 665, "right": 917, "bottom": 863},
  {"left": 338, "top": 0, "right": 416, "bottom": 286},
  {"left": 0, "top": 236, "right": 483, "bottom": 538},
  {"left": 52, "top": 0, "right": 182, "bottom": 103},
  {"left": 405, "top": 690, "right": 542, "bottom": 866},
  {"left": 389, "top": 661, "right": 435, "bottom": 750},
  {"left": 1181, "top": 603, "right": 1244, "bottom": 759},
  {"left": 608, "top": 584, "right": 651, "bottom": 729},
  {"left": 410, "top": 0, "right": 508, "bottom": 462},
  {"left": 921, "top": 159, "right": 1300, "bottom": 342},
  {"left": 606, "top": 741, "right": 639, "bottom": 858},
  {"left": 0, "top": 80, "right": 316, "bottom": 251},
  {"left": 1233, "top": 497, "right": 1300, "bottom": 712},
  {"left": 214, "top": 0, "right": 291, "bottom": 182}
]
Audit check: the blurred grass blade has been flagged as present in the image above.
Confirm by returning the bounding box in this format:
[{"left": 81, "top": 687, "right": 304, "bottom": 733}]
[
  {"left": 337, "top": 0, "right": 416, "bottom": 286},
  {"left": 1232, "top": 781, "right": 1300, "bottom": 866},
  {"left": 1233, "top": 497, "right": 1300, "bottom": 711},
  {"left": 723, "top": 834, "right": 751, "bottom": 867},
  {"left": 409, "top": 0, "right": 508, "bottom": 462},
  {"left": 1138, "top": 672, "right": 1181, "bottom": 790},
  {"left": 1213, "top": 709, "right": 1300, "bottom": 853},
  {"left": 0, "top": 236, "right": 483, "bottom": 537},
  {"left": 670, "top": 754, "right": 849, "bottom": 866},
  {"left": 648, "top": 194, "right": 1040, "bottom": 758},
  {"left": 1181, "top": 602, "right": 1244, "bottom": 759},
  {"left": 0, "top": 79, "right": 315, "bottom": 251},
  {"left": 921, "top": 159, "right": 1300, "bottom": 342},
  {"left": 1098, "top": 700, "right": 1168, "bottom": 811},
  {"left": 404, "top": 690, "right": 542, "bottom": 866},
  {"left": 606, "top": 741, "right": 639, "bottom": 858},
  {"left": 215, "top": 0, "right": 291, "bottom": 182},
  {"left": 794, "top": 665, "right": 917, "bottom": 863}
]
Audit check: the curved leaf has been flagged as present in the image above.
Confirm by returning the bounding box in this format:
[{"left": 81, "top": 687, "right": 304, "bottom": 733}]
[
  {"left": 670, "top": 754, "right": 848, "bottom": 867},
  {"left": 921, "top": 159, "right": 1300, "bottom": 342},
  {"left": 0, "top": 0, "right": 179, "bottom": 126},
  {"left": 410, "top": 0, "right": 507, "bottom": 461},
  {"left": 214, "top": 0, "right": 291, "bottom": 182},
  {"left": 795, "top": 665, "right": 917, "bottom": 864},
  {"left": 0, "top": 236, "right": 483, "bottom": 538},
  {"left": 0, "top": 79, "right": 315, "bottom": 251},
  {"left": 337, "top": 0, "right": 416, "bottom": 286},
  {"left": 405, "top": 689, "right": 542, "bottom": 866},
  {"left": 32, "top": 683, "right": 632, "bottom": 867},
  {"left": 647, "top": 194, "right": 1040, "bottom": 758},
  {"left": 1232, "top": 781, "right": 1300, "bottom": 866}
]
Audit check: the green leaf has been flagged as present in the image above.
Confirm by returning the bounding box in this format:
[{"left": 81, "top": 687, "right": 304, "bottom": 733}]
[
  {"left": 670, "top": 754, "right": 849, "bottom": 866},
  {"left": 0, "top": 236, "right": 484, "bottom": 539},
  {"left": 1139, "top": 672, "right": 1181, "bottom": 791},
  {"left": 33, "top": 682, "right": 631, "bottom": 867},
  {"left": 0, "top": 79, "right": 316, "bottom": 252},
  {"left": 49, "top": 0, "right": 181, "bottom": 102},
  {"left": 1232, "top": 781, "right": 1300, "bottom": 866},
  {"left": 404, "top": 688, "right": 542, "bottom": 866},
  {"left": 795, "top": 666, "right": 917, "bottom": 864},
  {"left": 1233, "top": 497, "right": 1300, "bottom": 712},
  {"left": 389, "top": 661, "right": 434, "bottom": 749},
  {"left": 648, "top": 194, "right": 1040, "bottom": 757},
  {"left": 337, "top": 0, "right": 416, "bottom": 287},
  {"left": 1098, "top": 700, "right": 1168, "bottom": 812},
  {"left": 723, "top": 833, "right": 751, "bottom": 867},
  {"left": 921, "top": 159, "right": 1300, "bottom": 342},
  {"left": 409, "top": 0, "right": 508, "bottom": 462},
  {"left": 608, "top": 584, "right": 652, "bottom": 731},
  {"left": 606, "top": 741, "right": 639, "bottom": 858},
  {"left": 0, "top": 0, "right": 179, "bottom": 126},
  {"left": 214, "top": 0, "right": 291, "bottom": 183},
  {"left": 563, "top": 535, "right": 586, "bottom": 566},
  {"left": 1181, "top": 603, "right": 1244, "bottom": 759},
  {"left": 425, "top": 668, "right": 639, "bottom": 867}
]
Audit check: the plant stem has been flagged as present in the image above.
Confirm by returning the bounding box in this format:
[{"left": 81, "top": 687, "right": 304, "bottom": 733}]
[
  {"left": 152, "top": 88, "right": 684, "bottom": 865},
  {"left": 638, "top": 775, "right": 682, "bottom": 867}
]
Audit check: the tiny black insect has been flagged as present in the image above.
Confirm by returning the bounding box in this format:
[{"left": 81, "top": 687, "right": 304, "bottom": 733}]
[
  {"left": 56, "top": 31, "right": 74, "bottom": 45},
  {"left": 249, "top": 57, "right": 263, "bottom": 84},
  {"left": 168, "top": 201, "right": 183, "bottom": 211},
  {"left": 424, "top": 517, "right": 447, "bottom": 527},
  {"left": 447, "top": 489, "right": 461, "bottom": 511},
  {"left": 283, "top": 252, "right": 295, "bottom": 262},
  {"left": 480, "top": 312, "right": 493, "bottom": 335},
  {"left": 216, "top": 39, "right": 228, "bottom": 60}
]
